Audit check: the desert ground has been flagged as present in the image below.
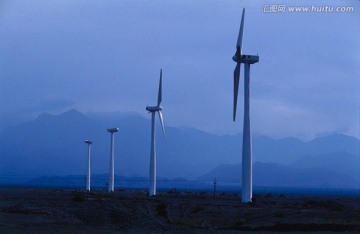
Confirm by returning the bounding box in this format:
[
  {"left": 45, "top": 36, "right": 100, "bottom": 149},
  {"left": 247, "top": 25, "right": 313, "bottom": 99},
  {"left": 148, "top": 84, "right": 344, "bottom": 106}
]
[{"left": 0, "top": 187, "right": 359, "bottom": 233}]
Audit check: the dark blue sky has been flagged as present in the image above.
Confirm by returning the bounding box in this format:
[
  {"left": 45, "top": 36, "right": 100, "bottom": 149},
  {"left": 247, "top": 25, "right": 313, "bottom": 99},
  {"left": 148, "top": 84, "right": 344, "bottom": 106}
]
[{"left": 1, "top": 0, "right": 359, "bottom": 140}]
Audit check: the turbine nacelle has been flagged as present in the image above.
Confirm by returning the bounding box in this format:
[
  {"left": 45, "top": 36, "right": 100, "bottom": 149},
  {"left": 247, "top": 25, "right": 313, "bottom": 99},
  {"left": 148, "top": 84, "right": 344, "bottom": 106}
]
[
  {"left": 146, "top": 106, "right": 163, "bottom": 112},
  {"left": 233, "top": 54, "right": 259, "bottom": 64},
  {"left": 107, "top": 128, "right": 119, "bottom": 133},
  {"left": 84, "top": 140, "right": 93, "bottom": 144}
]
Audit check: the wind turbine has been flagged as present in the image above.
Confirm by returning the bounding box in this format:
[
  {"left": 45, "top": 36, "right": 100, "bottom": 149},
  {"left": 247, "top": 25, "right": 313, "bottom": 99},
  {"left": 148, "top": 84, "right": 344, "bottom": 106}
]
[
  {"left": 84, "top": 140, "right": 93, "bottom": 191},
  {"left": 107, "top": 128, "right": 119, "bottom": 192},
  {"left": 146, "top": 69, "right": 166, "bottom": 196},
  {"left": 232, "top": 8, "right": 259, "bottom": 203}
]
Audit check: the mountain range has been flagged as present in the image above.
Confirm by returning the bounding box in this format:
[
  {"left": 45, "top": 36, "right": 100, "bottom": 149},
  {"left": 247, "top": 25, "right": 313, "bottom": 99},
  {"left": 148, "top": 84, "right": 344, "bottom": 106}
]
[{"left": 0, "top": 109, "right": 359, "bottom": 189}]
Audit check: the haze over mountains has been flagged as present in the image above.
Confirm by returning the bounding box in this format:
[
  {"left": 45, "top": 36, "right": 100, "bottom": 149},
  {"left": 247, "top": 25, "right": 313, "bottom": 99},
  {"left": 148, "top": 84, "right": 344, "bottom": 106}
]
[{"left": 0, "top": 109, "right": 359, "bottom": 189}]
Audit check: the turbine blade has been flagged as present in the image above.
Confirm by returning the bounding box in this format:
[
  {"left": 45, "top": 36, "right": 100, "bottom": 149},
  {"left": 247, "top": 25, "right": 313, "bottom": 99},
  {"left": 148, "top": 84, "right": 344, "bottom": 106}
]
[
  {"left": 233, "top": 62, "right": 241, "bottom": 121},
  {"left": 236, "top": 8, "right": 245, "bottom": 54},
  {"left": 158, "top": 111, "right": 166, "bottom": 141},
  {"left": 157, "top": 69, "right": 162, "bottom": 106}
]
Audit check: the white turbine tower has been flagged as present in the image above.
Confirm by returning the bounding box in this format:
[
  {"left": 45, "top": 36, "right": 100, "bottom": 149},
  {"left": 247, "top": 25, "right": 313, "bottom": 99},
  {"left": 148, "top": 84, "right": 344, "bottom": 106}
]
[
  {"left": 232, "top": 8, "right": 259, "bottom": 203},
  {"left": 84, "top": 140, "right": 93, "bottom": 191},
  {"left": 146, "top": 69, "right": 166, "bottom": 196},
  {"left": 107, "top": 128, "right": 119, "bottom": 193}
]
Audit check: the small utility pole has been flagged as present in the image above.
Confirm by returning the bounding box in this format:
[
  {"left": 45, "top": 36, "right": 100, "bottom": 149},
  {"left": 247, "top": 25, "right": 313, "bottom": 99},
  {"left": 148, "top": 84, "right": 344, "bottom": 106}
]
[{"left": 213, "top": 177, "right": 217, "bottom": 200}]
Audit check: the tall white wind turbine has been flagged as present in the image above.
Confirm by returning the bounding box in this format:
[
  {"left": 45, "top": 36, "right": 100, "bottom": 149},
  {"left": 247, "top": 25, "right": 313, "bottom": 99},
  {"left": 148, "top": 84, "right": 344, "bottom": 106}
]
[
  {"left": 232, "top": 8, "right": 259, "bottom": 203},
  {"left": 146, "top": 69, "right": 166, "bottom": 196},
  {"left": 84, "top": 140, "right": 93, "bottom": 191},
  {"left": 107, "top": 128, "right": 119, "bottom": 192}
]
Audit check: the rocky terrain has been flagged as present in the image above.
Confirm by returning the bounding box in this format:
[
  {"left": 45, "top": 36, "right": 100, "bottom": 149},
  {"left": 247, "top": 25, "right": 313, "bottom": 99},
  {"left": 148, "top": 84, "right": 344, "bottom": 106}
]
[{"left": 0, "top": 187, "right": 359, "bottom": 233}]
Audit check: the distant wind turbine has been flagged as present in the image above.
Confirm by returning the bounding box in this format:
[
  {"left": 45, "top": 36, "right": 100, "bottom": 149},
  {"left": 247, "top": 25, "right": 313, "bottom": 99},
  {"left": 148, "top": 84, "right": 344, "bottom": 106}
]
[
  {"left": 146, "top": 69, "right": 166, "bottom": 196},
  {"left": 232, "top": 8, "right": 259, "bottom": 203},
  {"left": 107, "top": 128, "right": 119, "bottom": 192},
  {"left": 84, "top": 140, "right": 93, "bottom": 191}
]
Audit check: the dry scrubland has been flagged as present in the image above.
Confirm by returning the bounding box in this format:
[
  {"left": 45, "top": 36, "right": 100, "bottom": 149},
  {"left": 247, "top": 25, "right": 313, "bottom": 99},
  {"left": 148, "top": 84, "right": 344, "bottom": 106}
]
[{"left": 0, "top": 187, "right": 359, "bottom": 233}]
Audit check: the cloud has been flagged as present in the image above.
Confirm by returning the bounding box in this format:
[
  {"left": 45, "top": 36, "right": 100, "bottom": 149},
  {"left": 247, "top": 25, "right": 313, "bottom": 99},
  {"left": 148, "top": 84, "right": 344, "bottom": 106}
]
[
  {"left": 0, "top": 95, "right": 74, "bottom": 130},
  {"left": 252, "top": 98, "right": 358, "bottom": 140},
  {"left": 37, "top": 95, "right": 74, "bottom": 111},
  {"left": 0, "top": 0, "right": 358, "bottom": 139}
]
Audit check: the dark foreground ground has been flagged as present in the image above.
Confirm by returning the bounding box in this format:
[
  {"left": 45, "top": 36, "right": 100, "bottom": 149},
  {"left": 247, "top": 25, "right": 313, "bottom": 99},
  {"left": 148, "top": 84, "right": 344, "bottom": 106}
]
[{"left": 0, "top": 187, "right": 359, "bottom": 233}]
